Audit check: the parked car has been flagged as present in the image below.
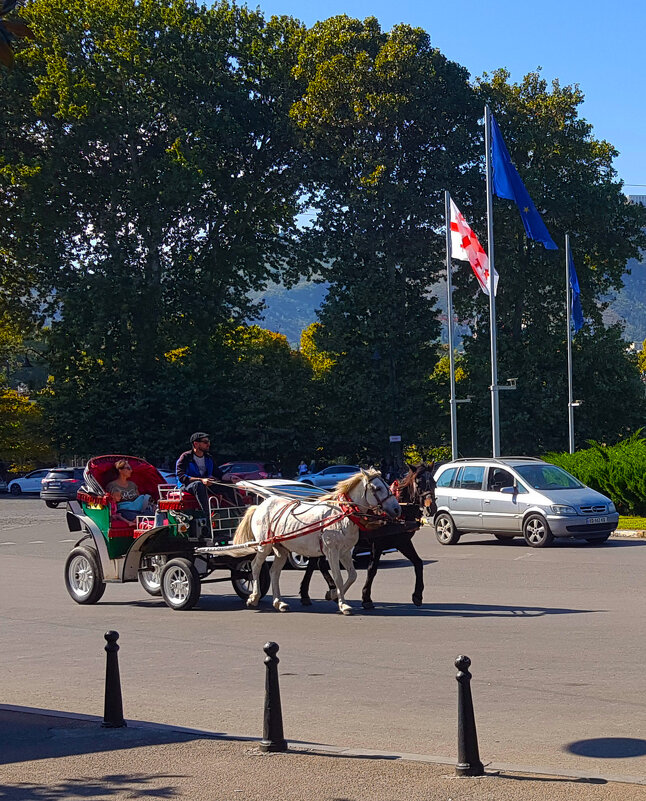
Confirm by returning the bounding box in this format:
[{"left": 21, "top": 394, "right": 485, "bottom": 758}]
[
  {"left": 0, "top": 477, "right": 7, "bottom": 493},
  {"left": 158, "top": 470, "right": 178, "bottom": 486},
  {"left": 8, "top": 468, "right": 52, "bottom": 496},
  {"left": 40, "top": 467, "right": 85, "bottom": 508},
  {"left": 432, "top": 457, "right": 618, "bottom": 548},
  {"left": 297, "top": 464, "right": 361, "bottom": 490},
  {"left": 218, "top": 461, "right": 280, "bottom": 483}
]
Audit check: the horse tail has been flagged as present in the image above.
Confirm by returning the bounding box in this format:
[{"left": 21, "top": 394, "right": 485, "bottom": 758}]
[{"left": 233, "top": 504, "right": 258, "bottom": 544}]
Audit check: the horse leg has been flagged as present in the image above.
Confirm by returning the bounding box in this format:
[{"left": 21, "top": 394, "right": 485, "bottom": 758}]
[
  {"left": 325, "top": 547, "right": 353, "bottom": 616},
  {"left": 338, "top": 547, "right": 357, "bottom": 597},
  {"left": 361, "top": 544, "right": 382, "bottom": 610},
  {"left": 319, "top": 557, "right": 339, "bottom": 602},
  {"left": 269, "top": 545, "right": 290, "bottom": 611},
  {"left": 299, "top": 556, "right": 317, "bottom": 605},
  {"left": 397, "top": 537, "right": 425, "bottom": 606},
  {"left": 247, "top": 545, "right": 271, "bottom": 608}
]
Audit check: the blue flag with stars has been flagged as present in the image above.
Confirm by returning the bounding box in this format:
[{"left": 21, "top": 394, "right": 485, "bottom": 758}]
[
  {"left": 490, "top": 113, "right": 558, "bottom": 250},
  {"left": 569, "top": 250, "right": 584, "bottom": 333}
]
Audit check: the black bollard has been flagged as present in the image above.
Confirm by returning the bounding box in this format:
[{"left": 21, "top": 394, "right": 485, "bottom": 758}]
[
  {"left": 455, "top": 655, "right": 483, "bottom": 776},
  {"left": 259, "top": 641, "right": 287, "bottom": 752},
  {"left": 102, "top": 631, "right": 126, "bottom": 728}
]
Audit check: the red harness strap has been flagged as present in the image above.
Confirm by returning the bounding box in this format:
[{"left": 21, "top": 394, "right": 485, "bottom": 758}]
[
  {"left": 261, "top": 498, "right": 349, "bottom": 547},
  {"left": 338, "top": 493, "right": 390, "bottom": 531}
]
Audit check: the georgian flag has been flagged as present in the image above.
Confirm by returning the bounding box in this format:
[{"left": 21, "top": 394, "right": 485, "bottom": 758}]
[{"left": 450, "top": 198, "right": 498, "bottom": 296}]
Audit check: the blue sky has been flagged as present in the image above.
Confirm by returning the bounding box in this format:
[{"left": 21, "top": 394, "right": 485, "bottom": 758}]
[{"left": 254, "top": 0, "right": 645, "bottom": 192}]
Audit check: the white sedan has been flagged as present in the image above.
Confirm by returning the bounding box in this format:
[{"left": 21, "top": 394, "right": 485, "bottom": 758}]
[
  {"left": 8, "top": 468, "right": 52, "bottom": 495},
  {"left": 296, "top": 464, "right": 360, "bottom": 489}
]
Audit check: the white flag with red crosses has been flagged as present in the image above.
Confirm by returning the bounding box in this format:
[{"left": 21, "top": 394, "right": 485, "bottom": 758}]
[{"left": 449, "top": 198, "right": 498, "bottom": 296}]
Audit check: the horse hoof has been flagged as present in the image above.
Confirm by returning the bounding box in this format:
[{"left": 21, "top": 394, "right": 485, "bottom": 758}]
[
  {"left": 325, "top": 590, "right": 338, "bottom": 602},
  {"left": 362, "top": 600, "right": 375, "bottom": 610},
  {"left": 412, "top": 595, "right": 423, "bottom": 607},
  {"left": 301, "top": 597, "right": 312, "bottom": 606},
  {"left": 340, "top": 605, "right": 353, "bottom": 616},
  {"left": 273, "top": 599, "right": 289, "bottom": 612},
  {"left": 246, "top": 596, "right": 259, "bottom": 608}
]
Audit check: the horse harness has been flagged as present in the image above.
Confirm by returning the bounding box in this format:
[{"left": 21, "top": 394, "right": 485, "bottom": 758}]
[{"left": 261, "top": 478, "right": 397, "bottom": 548}]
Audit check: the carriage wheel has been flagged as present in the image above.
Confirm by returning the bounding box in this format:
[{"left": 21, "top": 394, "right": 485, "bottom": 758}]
[
  {"left": 138, "top": 555, "right": 166, "bottom": 596},
  {"left": 434, "top": 513, "right": 460, "bottom": 545},
  {"left": 160, "top": 558, "right": 201, "bottom": 610},
  {"left": 231, "top": 558, "right": 271, "bottom": 601},
  {"left": 64, "top": 546, "right": 106, "bottom": 605}
]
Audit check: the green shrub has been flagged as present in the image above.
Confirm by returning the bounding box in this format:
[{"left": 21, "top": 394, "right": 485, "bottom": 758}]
[{"left": 544, "top": 431, "right": 646, "bottom": 515}]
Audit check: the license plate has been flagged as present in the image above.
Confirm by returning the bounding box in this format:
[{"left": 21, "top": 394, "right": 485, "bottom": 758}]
[{"left": 587, "top": 516, "right": 607, "bottom": 525}]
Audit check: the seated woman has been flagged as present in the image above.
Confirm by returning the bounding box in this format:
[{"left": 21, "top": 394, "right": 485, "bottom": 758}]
[{"left": 106, "top": 459, "right": 152, "bottom": 522}]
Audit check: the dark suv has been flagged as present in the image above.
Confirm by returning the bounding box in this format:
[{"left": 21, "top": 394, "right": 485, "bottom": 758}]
[
  {"left": 40, "top": 467, "right": 85, "bottom": 508},
  {"left": 218, "top": 461, "right": 280, "bottom": 482}
]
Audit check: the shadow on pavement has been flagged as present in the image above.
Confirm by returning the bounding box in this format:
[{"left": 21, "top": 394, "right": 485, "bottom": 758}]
[
  {"left": 0, "top": 773, "right": 184, "bottom": 800},
  {"left": 565, "top": 737, "right": 646, "bottom": 758},
  {"left": 0, "top": 708, "right": 208, "bottom": 767}
]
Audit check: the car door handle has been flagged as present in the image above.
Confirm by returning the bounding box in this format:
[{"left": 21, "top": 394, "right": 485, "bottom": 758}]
[{"left": 484, "top": 500, "right": 491, "bottom": 504}]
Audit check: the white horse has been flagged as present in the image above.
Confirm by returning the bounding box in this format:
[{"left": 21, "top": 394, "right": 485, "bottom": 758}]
[{"left": 233, "top": 469, "right": 401, "bottom": 615}]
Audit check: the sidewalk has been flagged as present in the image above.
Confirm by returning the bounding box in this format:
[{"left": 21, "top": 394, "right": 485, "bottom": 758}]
[{"left": 2, "top": 707, "right": 645, "bottom": 801}]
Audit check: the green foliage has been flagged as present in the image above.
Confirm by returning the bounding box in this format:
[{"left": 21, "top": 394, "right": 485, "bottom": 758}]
[
  {"left": 545, "top": 432, "right": 646, "bottom": 515},
  {"left": 0, "top": 388, "right": 55, "bottom": 471},
  {"left": 404, "top": 444, "right": 452, "bottom": 465},
  {"left": 458, "top": 70, "right": 646, "bottom": 454}
]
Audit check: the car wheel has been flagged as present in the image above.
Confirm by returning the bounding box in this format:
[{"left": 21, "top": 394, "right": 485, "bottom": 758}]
[
  {"left": 231, "top": 558, "right": 271, "bottom": 601},
  {"left": 434, "top": 513, "right": 460, "bottom": 545},
  {"left": 585, "top": 534, "right": 611, "bottom": 545},
  {"left": 494, "top": 534, "right": 516, "bottom": 543},
  {"left": 64, "top": 546, "right": 106, "bottom": 604},
  {"left": 160, "top": 558, "right": 201, "bottom": 611},
  {"left": 287, "top": 552, "right": 310, "bottom": 570},
  {"left": 523, "top": 514, "right": 554, "bottom": 548},
  {"left": 45, "top": 500, "right": 60, "bottom": 509},
  {"left": 10, "top": 484, "right": 21, "bottom": 495}
]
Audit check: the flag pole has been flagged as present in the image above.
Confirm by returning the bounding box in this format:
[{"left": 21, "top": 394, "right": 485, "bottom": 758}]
[
  {"left": 566, "top": 233, "right": 575, "bottom": 453},
  {"left": 445, "top": 191, "right": 458, "bottom": 460},
  {"left": 485, "top": 105, "right": 500, "bottom": 457}
]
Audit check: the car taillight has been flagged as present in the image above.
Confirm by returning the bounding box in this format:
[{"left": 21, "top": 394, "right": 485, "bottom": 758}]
[
  {"left": 62, "top": 479, "right": 79, "bottom": 483},
  {"left": 259, "top": 471, "right": 268, "bottom": 478}
]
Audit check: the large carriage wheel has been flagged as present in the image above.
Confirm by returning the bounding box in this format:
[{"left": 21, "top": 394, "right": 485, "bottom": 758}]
[
  {"left": 138, "top": 555, "right": 166, "bottom": 596},
  {"left": 64, "top": 546, "right": 106, "bottom": 605},
  {"left": 231, "top": 558, "right": 271, "bottom": 601},
  {"left": 160, "top": 558, "right": 201, "bottom": 610}
]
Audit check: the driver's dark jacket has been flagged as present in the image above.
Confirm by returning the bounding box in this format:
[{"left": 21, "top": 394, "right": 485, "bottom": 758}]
[{"left": 175, "top": 450, "right": 223, "bottom": 487}]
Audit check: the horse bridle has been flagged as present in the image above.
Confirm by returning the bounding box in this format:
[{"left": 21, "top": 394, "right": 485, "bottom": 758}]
[{"left": 362, "top": 475, "right": 397, "bottom": 513}]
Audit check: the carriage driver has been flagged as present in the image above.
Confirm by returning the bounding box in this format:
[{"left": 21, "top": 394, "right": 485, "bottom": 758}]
[{"left": 175, "top": 432, "right": 235, "bottom": 516}]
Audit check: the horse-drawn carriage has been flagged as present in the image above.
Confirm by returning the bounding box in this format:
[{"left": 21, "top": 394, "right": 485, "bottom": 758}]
[
  {"left": 63, "top": 455, "right": 271, "bottom": 611},
  {"left": 63, "top": 457, "right": 435, "bottom": 614}
]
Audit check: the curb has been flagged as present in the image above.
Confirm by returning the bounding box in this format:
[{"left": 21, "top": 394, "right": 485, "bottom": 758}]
[{"left": 2, "top": 704, "right": 645, "bottom": 787}]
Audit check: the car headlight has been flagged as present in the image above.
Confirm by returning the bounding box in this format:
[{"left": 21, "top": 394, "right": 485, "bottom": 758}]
[
  {"left": 607, "top": 502, "right": 616, "bottom": 514},
  {"left": 551, "top": 504, "right": 577, "bottom": 515}
]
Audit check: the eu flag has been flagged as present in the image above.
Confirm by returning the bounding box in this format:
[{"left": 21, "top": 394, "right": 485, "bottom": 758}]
[
  {"left": 569, "top": 251, "right": 584, "bottom": 333},
  {"left": 490, "top": 113, "right": 558, "bottom": 250}
]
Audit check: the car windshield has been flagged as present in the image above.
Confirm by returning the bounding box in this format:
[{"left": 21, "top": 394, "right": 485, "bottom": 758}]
[{"left": 514, "top": 464, "right": 583, "bottom": 490}]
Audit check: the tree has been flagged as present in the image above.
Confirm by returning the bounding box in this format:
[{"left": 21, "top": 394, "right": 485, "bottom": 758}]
[
  {"left": 291, "top": 17, "right": 481, "bottom": 457},
  {"left": 1, "top": 0, "right": 312, "bottom": 458},
  {"left": 454, "top": 70, "right": 646, "bottom": 454}
]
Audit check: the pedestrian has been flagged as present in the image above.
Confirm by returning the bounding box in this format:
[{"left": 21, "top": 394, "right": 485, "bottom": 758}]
[
  {"left": 298, "top": 459, "right": 309, "bottom": 476},
  {"left": 309, "top": 459, "right": 316, "bottom": 474}
]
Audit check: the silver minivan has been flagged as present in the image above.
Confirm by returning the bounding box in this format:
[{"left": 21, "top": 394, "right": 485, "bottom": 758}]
[{"left": 433, "top": 457, "right": 618, "bottom": 548}]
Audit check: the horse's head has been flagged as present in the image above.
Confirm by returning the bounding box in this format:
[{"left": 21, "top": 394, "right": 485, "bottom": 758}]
[
  {"left": 357, "top": 468, "right": 401, "bottom": 519},
  {"left": 413, "top": 462, "right": 436, "bottom": 514}
]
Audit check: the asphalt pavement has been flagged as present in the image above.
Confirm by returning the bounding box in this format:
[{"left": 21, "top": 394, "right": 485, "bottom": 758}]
[{"left": 2, "top": 495, "right": 646, "bottom": 799}]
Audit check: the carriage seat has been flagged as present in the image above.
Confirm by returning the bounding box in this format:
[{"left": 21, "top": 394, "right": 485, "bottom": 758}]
[{"left": 157, "top": 487, "right": 201, "bottom": 511}]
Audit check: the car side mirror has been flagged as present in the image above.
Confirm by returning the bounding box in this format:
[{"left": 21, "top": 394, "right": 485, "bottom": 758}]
[{"left": 500, "top": 486, "right": 516, "bottom": 495}]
